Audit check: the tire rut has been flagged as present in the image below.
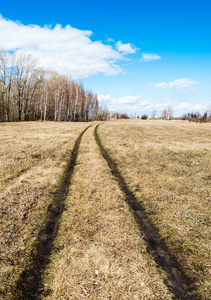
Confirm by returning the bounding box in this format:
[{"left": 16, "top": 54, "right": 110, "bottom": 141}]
[
  {"left": 94, "top": 124, "right": 198, "bottom": 300},
  {"left": 13, "top": 125, "right": 92, "bottom": 299}
]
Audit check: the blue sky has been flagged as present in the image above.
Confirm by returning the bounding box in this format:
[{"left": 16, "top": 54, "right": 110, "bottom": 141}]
[{"left": 0, "top": 0, "right": 210, "bottom": 117}]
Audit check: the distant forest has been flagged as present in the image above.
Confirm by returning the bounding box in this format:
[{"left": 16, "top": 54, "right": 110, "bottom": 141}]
[{"left": 0, "top": 51, "right": 108, "bottom": 122}]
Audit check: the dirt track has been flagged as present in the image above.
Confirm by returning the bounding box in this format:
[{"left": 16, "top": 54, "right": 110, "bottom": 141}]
[
  {"left": 12, "top": 124, "right": 198, "bottom": 299},
  {"left": 95, "top": 125, "right": 197, "bottom": 300},
  {"left": 13, "top": 125, "right": 92, "bottom": 299}
]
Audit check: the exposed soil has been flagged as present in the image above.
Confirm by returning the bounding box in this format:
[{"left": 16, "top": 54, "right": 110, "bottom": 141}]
[
  {"left": 13, "top": 125, "right": 92, "bottom": 299},
  {"left": 94, "top": 124, "right": 198, "bottom": 300}
]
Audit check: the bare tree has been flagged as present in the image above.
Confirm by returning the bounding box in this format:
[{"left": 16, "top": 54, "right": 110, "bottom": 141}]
[
  {"left": 151, "top": 109, "right": 157, "bottom": 119},
  {"left": 207, "top": 104, "right": 211, "bottom": 118},
  {"left": 162, "top": 109, "right": 168, "bottom": 119},
  {"left": 0, "top": 50, "right": 101, "bottom": 122},
  {"left": 0, "top": 51, "right": 15, "bottom": 121},
  {"left": 167, "top": 106, "right": 173, "bottom": 120}
]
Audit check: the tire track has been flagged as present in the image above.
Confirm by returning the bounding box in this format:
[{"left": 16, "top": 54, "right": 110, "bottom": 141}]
[
  {"left": 13, "top": 125, "right": 92, "bottom": 299},
  {"left": 94, "top": 124, "right": 197, "bottom": 300}
]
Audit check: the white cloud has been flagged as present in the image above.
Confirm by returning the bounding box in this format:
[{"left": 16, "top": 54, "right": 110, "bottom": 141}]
[
  {"left": 192, "top": 104, "right": 206, "bottom": 110},
  {"left": 113, "top": 95, "right": 140, "bottom": 104},
  {"left": 98, "top": 94, "right": 140, "bottom": 105},
  {"left": 172, "top": 102, "right": 208, "bottom": 114},
  {"left": 116, "top": 41, "right": 136, "bottom": 54},
  {"left": 107, "top": 38, "right": 115, "bottom": 42},
  {"left": 140, "top": 100, "right": 149, "bottom": 106},
  {"left": 175, "top": 102, "right": 190, "bottom": 110},
  {"left": 153, "top": 78, "right": 200, "bottom": 91},
  {"left": 153, "top": 82, "right": 169, "bottom": 88},
  {"left": 98, "top": 94, "right": 112, "bottom": 102},
  {"left": 98, "top": 94, "right": 208, "bottom": 117},
  {"left": 98, "top": 94, "right": 148, "bottom": 112},
  {"left": 0, "top": 16, "right": 137, "bottom": 79},
  {"left": 141, "top": 53, "right": 161, "bottom": 62}
]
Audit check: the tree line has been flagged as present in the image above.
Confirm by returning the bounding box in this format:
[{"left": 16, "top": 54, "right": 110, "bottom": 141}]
[
  {"left": 0, "top": 51, "right": 101, "bottom": 122},
  {"left": 181, "top": 110, "right": 211, "bottom": 123}
]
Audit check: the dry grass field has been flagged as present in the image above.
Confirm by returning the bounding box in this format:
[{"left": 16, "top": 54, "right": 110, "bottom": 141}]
[
  {"left": 0, "top": 122, "right": 90, "bottom": 298},
  {"left": 43, "top": 125, "right": 173, "bottom": 299},
  {"left": 99, "top": 119, "right": 211, "bottom": 299},
  {"left": 0, "top": 120, "right": 210, "bottom": 299}
]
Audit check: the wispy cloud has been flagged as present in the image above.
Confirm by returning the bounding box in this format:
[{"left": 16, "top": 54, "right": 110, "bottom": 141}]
[
  {"left": 98, "top": 94, "right": 146, "bottom": 112},
  {"left": 153, "top": 78, "right": 200, "bottom": 91},
  {"left": 173, "top": 102, "right": 208, "bottom": 114},
  {"left": 0, "top": 16, "right": 137, "bottom": 79},
  {"left": 98, "top": 94, "right": 209, "bottom": 116},
  {"left": 141, "top": 53, "right": 161, "bottom": 62},
  {"left": 98, "top": 94, "right": 141, "bottom": 105},
  {"left": 116, "top": 41, "right": 136, "bottom": 54}
]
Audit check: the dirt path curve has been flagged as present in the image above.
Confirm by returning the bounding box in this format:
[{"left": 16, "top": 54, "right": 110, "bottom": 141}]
[
  {"left": 13, "top": 125, "right": 92, "bottom": 299},
  {"left": 95, "top": 124, "right": 198, "bottom": 300}
]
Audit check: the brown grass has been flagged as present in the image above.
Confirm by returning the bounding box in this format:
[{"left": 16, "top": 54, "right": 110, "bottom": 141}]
[
  {"left": 1, "top": 120, "right": 210, "bottom": 299},
  {"left": 0, "top": 121, "right": 90, "bottom": 298},
  {"left": 99, "top": 119, "right": 211, "bottom": 299},
  {"left": 43, "top": 125, "right": 173, "bottom": 299}
]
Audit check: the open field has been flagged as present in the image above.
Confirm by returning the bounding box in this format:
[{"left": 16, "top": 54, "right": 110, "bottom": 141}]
[
  {"left": 0, "top": 122, "right": 91, "bottom": 298},
  {"left": 0, "top": 120, "right": 210, "bottom": 299},
  {"left": 99, "top": 119, "right": 211, "bottom": 299},
  {"left": 43, "top": 125, "right": 173, "bottom": 299}
]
